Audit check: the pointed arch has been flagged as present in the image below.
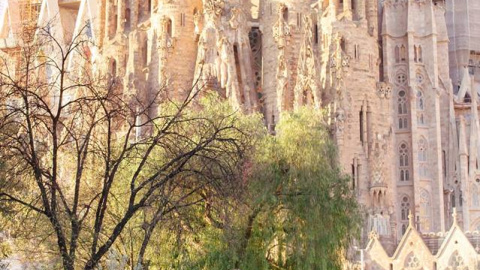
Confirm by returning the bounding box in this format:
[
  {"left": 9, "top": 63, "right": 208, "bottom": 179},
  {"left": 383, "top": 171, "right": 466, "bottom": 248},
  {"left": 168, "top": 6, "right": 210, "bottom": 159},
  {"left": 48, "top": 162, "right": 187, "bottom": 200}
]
[{"left": 400, "top": 45, "right": 406, "bottom": 62}]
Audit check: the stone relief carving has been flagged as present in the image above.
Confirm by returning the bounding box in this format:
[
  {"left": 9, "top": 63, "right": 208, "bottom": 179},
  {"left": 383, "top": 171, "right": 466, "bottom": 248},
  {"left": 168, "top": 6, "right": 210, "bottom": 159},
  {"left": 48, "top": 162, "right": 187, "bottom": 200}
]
[
  {"left": 272, "top": 3, "right": 290, "bottom": 50},
  {"left": 294, "top": 15, "right": 320, "bottom": 110},
  {"left": 377, "top": 82, "right": 393, "bottom": 98}
]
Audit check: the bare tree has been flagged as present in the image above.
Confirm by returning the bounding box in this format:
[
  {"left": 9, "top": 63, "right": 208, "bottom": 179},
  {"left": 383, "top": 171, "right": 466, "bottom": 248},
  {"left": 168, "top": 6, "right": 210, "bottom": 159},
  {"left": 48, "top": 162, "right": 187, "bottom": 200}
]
[{"left": 0, "top": 22, "right": 249, "bottom": 270}]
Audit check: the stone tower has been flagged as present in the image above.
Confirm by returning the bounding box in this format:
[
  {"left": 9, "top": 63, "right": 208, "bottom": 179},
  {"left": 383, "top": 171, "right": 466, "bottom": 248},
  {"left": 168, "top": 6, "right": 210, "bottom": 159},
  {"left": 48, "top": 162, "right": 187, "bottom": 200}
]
[
  {"left": 317, "top": 0, "right": 397, "bottom": 251},
  {"left": 381, "top": 0, "right": 450, "bottom": 239}
]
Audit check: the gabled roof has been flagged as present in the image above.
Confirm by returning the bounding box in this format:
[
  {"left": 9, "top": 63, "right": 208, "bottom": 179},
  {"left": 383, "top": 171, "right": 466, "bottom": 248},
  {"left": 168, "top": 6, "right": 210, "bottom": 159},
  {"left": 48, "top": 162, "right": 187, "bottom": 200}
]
[
  {"left": 435, "top": 210, "right": 477, "bottom": 258},
  {"left": 391, "top": 215, "right": 432, "bottom": 261},
  {"left": 364, "top": 209, "right": 480, "bottom": 265}
]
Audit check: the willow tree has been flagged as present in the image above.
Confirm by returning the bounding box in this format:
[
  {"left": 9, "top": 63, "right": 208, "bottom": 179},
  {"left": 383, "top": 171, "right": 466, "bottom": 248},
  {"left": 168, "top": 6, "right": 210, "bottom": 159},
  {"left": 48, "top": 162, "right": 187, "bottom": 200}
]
[{"left": 187, "top": 108, "right": 361, "bottom": 270}]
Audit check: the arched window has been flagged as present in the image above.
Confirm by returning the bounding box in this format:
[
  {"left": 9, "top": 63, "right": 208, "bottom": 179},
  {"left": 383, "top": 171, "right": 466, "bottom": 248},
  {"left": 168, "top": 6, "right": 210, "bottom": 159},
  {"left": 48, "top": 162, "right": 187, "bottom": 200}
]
[
  {"left": 395, "top": 46, "right": 400, "bottom": 63},
  {"left": 400, "top": 45, "right": 406, "bottom": 62},
  {"left": 418, "top": 45, "right": 423, "bottom": 62},
  {"left": 416, "top": 90, "right": 424, "bottom": 127},
  {"left": 399, "top": 143, "right": 410, "bottom": 181},
  {"left": 398, "top": 90, "right": 408, "bottom": 129},
  {"left": 414, "top": 45, "right": 418, "bottom": 62},
  {"left": 401, "top": 196, "right": 410, "bottom": 221}
]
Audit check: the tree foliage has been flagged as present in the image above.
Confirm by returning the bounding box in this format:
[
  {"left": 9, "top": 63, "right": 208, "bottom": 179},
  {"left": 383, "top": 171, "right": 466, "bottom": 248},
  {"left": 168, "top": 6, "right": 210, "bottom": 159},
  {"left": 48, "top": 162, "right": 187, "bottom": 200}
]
[{"left": 184, "top": 108, "right": 361, "bottom": 270}]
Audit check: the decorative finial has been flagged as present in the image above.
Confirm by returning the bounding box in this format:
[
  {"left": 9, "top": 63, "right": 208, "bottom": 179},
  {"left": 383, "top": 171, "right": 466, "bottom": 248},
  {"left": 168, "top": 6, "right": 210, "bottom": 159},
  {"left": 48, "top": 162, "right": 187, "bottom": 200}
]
[{"left": 452, "top": 207, "right": 458, "bottom": 224}]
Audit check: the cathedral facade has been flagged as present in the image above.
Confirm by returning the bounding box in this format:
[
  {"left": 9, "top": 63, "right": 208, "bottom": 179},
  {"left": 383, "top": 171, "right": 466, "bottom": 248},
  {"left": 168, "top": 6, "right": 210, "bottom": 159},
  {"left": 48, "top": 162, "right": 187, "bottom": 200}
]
[{"left": 1, "top": 0, "right": 480, "bottom": 269}]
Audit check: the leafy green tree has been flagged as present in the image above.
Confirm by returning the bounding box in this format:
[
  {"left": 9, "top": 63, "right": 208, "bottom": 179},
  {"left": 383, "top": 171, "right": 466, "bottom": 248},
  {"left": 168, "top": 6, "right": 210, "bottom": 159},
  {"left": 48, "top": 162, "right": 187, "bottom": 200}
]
[{"left": 186, "top": 108, "right": 361, "bottom": 270}]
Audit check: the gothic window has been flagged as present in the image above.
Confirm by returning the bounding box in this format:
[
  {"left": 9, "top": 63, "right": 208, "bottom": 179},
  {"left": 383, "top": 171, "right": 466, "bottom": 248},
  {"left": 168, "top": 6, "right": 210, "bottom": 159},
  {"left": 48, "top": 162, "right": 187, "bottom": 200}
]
[
  {"left": 395, "top": 46, "right": 400, "bottom": 63},
  {"left": 399, "top": 143, "right": 410, "bottom": 181},
  {"left": 448, "top": 251, "right": 468, "bottom": 270},
  {"left": 414, "top": 45, "right": 418, "bottom": 62},
  {"left": 404, "top": 252, "right": 421, "bottom": 269},
  {"left": 401, "top": 224, "right": 407, "bottom": 235},
  {"left": 400, "top": 45, "right": 406, "bottom": 62},
  {"left": 314, "top": 24, "right": 319, "bottom": 44},
  {"left": 401, "top": 196, "right": 410, "bottom": 221},
  {"left": 359, "top": 108, "right": 364, "bottom": 143},
  {"left": 354, "top": 44, "right": 360, "bottom": 60},
  {"left": 420, "top": 189, "right": 431, "bottom": 231},
  {"left": 418, "top": 46, "right": 423, "bottom": 62},
  {"left": 417, "top": 91, "right": 424, "bottom": 110},
  {"left": 398, "top": 90, "right": 408, "bottom": 129},
  {"left": 340, "top": 38, "right": 346, "bottom": 52},
  {"left": 296, "top": 13, "right": 302, "bottom": 28}
]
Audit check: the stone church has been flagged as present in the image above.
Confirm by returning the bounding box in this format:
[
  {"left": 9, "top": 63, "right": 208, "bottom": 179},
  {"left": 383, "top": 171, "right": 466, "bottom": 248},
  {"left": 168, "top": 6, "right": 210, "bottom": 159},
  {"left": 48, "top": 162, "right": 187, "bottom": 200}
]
[{"left": 1, "top": 0, "right": 480, "bottom": 269}]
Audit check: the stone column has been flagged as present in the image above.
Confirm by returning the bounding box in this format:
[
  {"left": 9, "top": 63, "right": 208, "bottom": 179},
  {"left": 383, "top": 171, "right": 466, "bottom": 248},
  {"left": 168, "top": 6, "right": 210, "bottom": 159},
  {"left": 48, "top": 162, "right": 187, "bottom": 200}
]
[
  {"left": 104, "top": 0, "right": 111, "bottom": 39},
  {"left": 356, "top": 0, "right": 366, "bottom": 21},
  {"left": 117, "top": 0, "right": 124, "bottom": 34}
]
